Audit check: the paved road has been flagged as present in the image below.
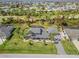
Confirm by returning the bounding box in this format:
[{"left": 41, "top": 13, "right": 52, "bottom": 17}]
[
  {"left": 0, "top": 54, "right": 79, "bottom": 58},
  {"left": 64, "top": 28, "right": 79, "bottom": 40},
  {"left": 55, "top": 42, "right": 66, "bottom": 55}
]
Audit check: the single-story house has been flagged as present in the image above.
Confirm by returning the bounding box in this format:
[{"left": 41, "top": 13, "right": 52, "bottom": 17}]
[
  {"left": 25, "top": 25, "right": 62, "bottom": 41},
  {"left": 0, "top": 24, "right": 14, "bottom": 44},
  {"left": 25, "top": 25, "right": 49, "bottom": 40}
]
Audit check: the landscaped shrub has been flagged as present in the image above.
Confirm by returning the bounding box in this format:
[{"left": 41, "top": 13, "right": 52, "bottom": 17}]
[{"left": 29, "top": 40, "right": 33, "bottom": 46}]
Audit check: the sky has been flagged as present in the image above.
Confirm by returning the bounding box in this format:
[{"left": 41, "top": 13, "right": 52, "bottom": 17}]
[{"left": 0, "top": 0, "right": 79, "bottom": 3}]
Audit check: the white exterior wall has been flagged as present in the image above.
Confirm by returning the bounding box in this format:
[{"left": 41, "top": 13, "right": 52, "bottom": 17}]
[{"left": 0, "top": 34, "right": 6, "bottom": 45}]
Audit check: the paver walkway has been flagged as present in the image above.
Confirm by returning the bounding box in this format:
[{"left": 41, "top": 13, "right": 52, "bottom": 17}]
[{"left": 55, "top": 42, "right": 66, "bottom": 55}]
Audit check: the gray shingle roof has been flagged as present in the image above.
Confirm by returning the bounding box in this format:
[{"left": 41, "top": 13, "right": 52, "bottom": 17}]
[
  {"left": 47, "top": 27, "right": 59, "bottom": 34},
  {"left": 0, "top": 31, "right": 6, "bottom": 39},
  {"left": 30, "top": 27, "right": 41, "bottom": 34},
  {"left": 0, "top": 25, "right": 14, "bottom": 38},
  {"left": 26, "top": 26, "right": 49, "bottom": 39}
]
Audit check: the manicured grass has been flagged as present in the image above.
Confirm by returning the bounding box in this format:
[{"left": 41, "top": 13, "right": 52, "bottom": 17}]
[
  {"left": 61, "top": 40, "right": 79, "bottom": 55},
  {"left": 0, "top": 28, "right": 57, "bottom": 54},
  {"left": 0, "top": 42, "right": 57, "bottom": 54}
]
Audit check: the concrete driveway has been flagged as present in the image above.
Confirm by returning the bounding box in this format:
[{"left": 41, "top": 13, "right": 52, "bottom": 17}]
[{"left": 55, "top": 42, "right": 66, "bottom": 55}]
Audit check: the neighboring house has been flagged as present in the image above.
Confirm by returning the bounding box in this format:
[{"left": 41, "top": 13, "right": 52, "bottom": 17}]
[
  {"left": 25, "top": 25, "right": 49, "bottom": 39},
  {"left": 0, "top": 24, "right": 14, "bottom": 44}
]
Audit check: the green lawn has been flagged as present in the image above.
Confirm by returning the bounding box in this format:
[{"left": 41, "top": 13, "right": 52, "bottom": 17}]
[
  {"left": 61, "top": 40, "right": 79, "bottom": 55},
  {"left": 0, "top": 28, "right": 57, "bottom": 54},
  {"left": 0, "top": 42, "right": 57, "bottom": 54}
]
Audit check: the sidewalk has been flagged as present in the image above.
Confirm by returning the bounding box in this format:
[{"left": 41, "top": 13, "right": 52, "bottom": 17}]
[
  {"left": 55, "top": 42, "right": 66, "bottom": 55},
  {"left": 72, "top": 40, "right": 79, "bottom": 51}
]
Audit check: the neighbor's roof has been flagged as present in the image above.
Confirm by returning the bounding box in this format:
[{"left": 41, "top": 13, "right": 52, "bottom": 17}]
[
  {"left": 0, "top": 25, "right": 14, "bottom": 38},
  {"left": 0, "top": 31, "right": 6, "bottom": 38}
]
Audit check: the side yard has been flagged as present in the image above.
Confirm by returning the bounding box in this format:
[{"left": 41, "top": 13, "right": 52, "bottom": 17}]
[{"left": 61, "top": 39, "right": 79, "bottom": 55}]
